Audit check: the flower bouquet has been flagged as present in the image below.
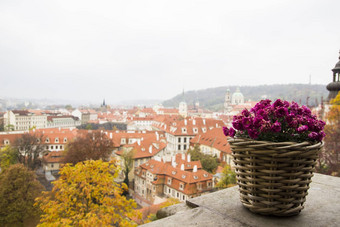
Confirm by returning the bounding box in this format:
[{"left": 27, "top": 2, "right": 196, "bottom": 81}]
[{"left": 223, "top": 99, "right": 325, "bottom": 216}]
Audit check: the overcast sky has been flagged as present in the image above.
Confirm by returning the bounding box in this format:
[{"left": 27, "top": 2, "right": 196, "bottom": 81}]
[{"left": 1, "top": 0, "right": 339, "bottom": 104}]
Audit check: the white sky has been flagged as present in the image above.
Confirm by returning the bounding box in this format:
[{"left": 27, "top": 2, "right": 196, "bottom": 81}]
[{"left": 1, "top": 0, "right": 339, "bottom": 103}]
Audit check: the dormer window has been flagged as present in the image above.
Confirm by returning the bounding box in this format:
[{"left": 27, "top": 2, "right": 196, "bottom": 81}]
[
  {"left": 45, "top": 138, "right": 50, "bottom": 143},
  {"left": 203, "top": 173, "right": 208, "bottom": 177},
  {"left": 182, "top": 128, "right": 187, "bottom": 133},
  {"left": 172, "top": 171, "right": 176, "bottom": 175},
  {"left": 4, "top": 140, "right": 9, "bottom": 145},
  {"left": 194, "top": 175, "right": 198, "bottom": 180},
  {"left": 36, "top": 139, "right": 40, "bottom": 143},
  {"left": 202, "top": 127, "right": 207, "bottom": 133},
  {"left": 121, "top": 138, "right": 126, "bottom": 144},
  {"left": 193, "top": 128, "right": 198, "bottom": 133},
  {"left": 182, "top": 174, "right": 186, "bottom": 179},
  {"left": 167, "top": 178, "right": 172, "bottom": 185},
  {"left": 63, "top": 138, "right": 67, "bottom": 143},
  {"left": 179, "top": 183, "right": 184, "bottom": 190},
  {"left": 55, "top": 138, "right": 59, "bottom": 143}
]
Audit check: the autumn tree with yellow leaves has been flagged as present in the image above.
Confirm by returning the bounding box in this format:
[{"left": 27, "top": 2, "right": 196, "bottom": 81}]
[
  {"left": 35, "top": 160, "right": 141, "bottom": 226},
  {"left": 319, "top": 91, "right": 340, "bottom": 176}
]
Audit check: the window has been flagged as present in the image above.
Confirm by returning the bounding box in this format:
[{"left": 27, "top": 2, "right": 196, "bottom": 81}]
[
  {"left": 194, "top": 175, "right": 198, "bottom": 180},
  {"left": 55, "top": 138, "right": 59, "bottom": 143},
  {"left": 46, "top": 146, "right": 49, "bottom": 149},
  {"left": 178, "top": 145, "right": 181, "bottom": 150},
  {"left": 168, "top": 188, "right": 171, "bottom": 193},
  {"left": 51, "top": 146, "right": 54, "bottom": 149},
  {"left": 4, "top": 140, "right": 9, "bottom": 145},
  {"left": 184, "top": 145, "right": 187, "bottom": 150},
  {"left": 51, "top": 164, "right": 54, "bottom": 168},
  {"left": 177, "top": 192, "right": 179, "bottom": 198},
  {"left": 167, "top": 178, "right": 172, "bottom": 185},
  {"left": 121, "top": 138, "right": 126, "bottom": 144},
  {"left": 179, "top": 183, "right": 184, "bottom": 190},
  {"left": 183, "top": 195, "right": 185, "bottom": 200},
  {"left": 197, "top": 183, "right": 202, "bottom": 190},
  {"left": 204, "top": 174, "right": 208, "bottom": 177},
  {"left": 178, "top": 137, "right": 181, "bottom": 143},
  {"left": 208, "top": 182, "right": 212, "bottom": 188},
  {"left": 46, "top": 138, "right": 50, "bottom": 143},
  {"left": 184, "top": 138, "right": 187, "bottom": 143},
  {"left": 64, "top": 138, "right": 67, "bottom": 143}
]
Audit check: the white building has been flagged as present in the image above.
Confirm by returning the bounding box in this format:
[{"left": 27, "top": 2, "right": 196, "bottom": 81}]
[{"left": 4, "top": 110, "right": 47, "bottom": 131}]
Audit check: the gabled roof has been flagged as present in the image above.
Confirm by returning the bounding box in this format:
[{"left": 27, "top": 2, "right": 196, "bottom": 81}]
[{"left": 190, "top": 128, "right": 231, "bottom": 154}]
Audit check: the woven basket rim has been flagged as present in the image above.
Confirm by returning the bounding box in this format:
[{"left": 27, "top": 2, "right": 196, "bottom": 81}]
[{"left": 227, "top": 137, "right": 324, "bottom": 151}]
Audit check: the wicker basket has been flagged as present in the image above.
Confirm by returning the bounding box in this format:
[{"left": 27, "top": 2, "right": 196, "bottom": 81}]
[{"left": 228, "top": 137, "right": 323, "bottom": 216}]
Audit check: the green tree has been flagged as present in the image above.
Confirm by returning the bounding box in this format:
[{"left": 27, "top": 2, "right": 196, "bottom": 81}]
[
  {"left": 188, "top": 144, "right": 219, "bottom": 173},
  {"left": 121, "top": 148, "right": 135, "bottom": 188},
  {"left": 85, "top": 123, "right": 93, "bottom": 130},
  {"left": 216, "top": 164, "right": 236, "bottom": 189},
  {"left": 0, "top": 145, "right": 17, "bottom": 172},
  {"left": 35, "top": 160, "right": 141, "bottom": 226},
  {"left": 14, "top": 133, "right": 45, "bottom": 170},
  {"left": 63, "top": 131, "right": 113, "bottom": 165},
  {"left": 0, "top": 164, "right": 43, "bottom": 225}
]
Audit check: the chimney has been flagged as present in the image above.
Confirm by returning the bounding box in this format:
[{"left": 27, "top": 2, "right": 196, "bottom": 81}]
[
  {"left": 181, "top": 164, "right": 184, "bottom": 171},
  {"left": 149, "top": 145, "right": 152, "bottom": 154},
  {"left": 110, "top": 133, "right": 112, "bottom": 139},
  {"left": 193, "top": 119, "right": 196, "bottom": 125},
  {"left": 172, "top": 156, "right": 176, "bottom": 168},
  {"left": 156, "top": 131, "right": 159, "bottom": 141},
  {"left": 141, "top": 137, "right": 144, "bottom": 141},
  {"left": 203, "top": 119, "right": 206, "bottom": 125},
  {"left": 187, "top": 154, "right": 191, "bottom": 162},
  {"left": 184, "top": 119, "right": 187, "bottom": 125},
  {"left": 193, "top": 165, "right": 197, "bottom": 172},
  {"left": 137, "top": 140, "right": 141, "bottom": 146},
  {"left": 182, "top": 153, "right": 185, "bottom": 160}
]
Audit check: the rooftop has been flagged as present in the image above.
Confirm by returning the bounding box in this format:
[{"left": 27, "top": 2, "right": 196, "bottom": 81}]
[{"left": 142, "top": 173, "right": 340, "bottom": 227}]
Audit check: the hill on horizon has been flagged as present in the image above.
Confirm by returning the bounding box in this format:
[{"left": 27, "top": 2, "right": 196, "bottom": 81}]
[{"left": 163, "top": 84, "right": 328, "bottom": 111}]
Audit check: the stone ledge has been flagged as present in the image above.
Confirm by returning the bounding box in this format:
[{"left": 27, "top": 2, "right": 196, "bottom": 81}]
[{"left": 141, "top": 173, "right": 340, "bottom": 227}]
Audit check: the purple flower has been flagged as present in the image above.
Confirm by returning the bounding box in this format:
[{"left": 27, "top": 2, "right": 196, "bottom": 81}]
[
  {"left": 232, "top": 120, "right": 244, "bottom": 131},
  {"left": 271, "top": 121, "right": 281, "bottom": 133},
  {"left": 253, "top": 116, "right": 264, "bottom": 128},
  {"left": 248, "top": 129, "right": 259, "bottom": 139},
  {"left": 308, "top": 132, "right": 318, "bottom": 140},
  {"left": 241, "top": 109, "right": 250, "bottom": 117},
  {"left": 273, "top": 99, "right": 284, "bottom": 108},
  {"left": 242, "top": 117, "right": 253, "bottom": 129},
  {"left": 229, "top": 128, "right": 236, "bottom": 137},
  {"left": 223, "top": 127, "right": 229, "bottom": 136},
  {"left": 297, "top": 125, "right": 308, "bottom": 133},
  {"left": 275, "top": 107, "right": 288, "bottom": 118}
]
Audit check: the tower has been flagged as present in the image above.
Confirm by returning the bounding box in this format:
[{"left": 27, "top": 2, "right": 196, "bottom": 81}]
[
  {"left": 179, "top": 89, "right": 187, "bottom": 117},
  {"left": 224, "top": 89, "right": 231, "bottom": 113},
  {"left": 326, "top": 50, "right": 340, "bottom": 102}
]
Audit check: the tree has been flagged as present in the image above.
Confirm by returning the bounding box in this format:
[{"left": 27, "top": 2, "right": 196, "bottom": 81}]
[
  {"left": 0, "top": 164, "right": 44, "bottom": 225},
  {"left": 318, "top": 92, "right": 340, "bottom": 176},
  {"left": 63, "top": 131, "right": 113, "bottom": 165},
  {"left": 121, "top": 148, "right": 135, "bottom": 188},
  {"left": 14, "top": 133, "right": 45, "bottom": 170},
  {"left": 0, "top": 145, "right": 17, "bottom": 172},
  {"left": 216, "top": 164, "right": 236, "bottom": 189},
  {"left": 35, "top": 160, "right": 140, "bottom": 226},
  {"left": 188, "top": 144, "right": 219, "bottom": 173}
]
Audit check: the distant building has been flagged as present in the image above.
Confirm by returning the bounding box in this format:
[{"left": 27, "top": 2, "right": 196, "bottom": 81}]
[
  {"left": 190, "top": 128, "right": 233, "bottom": 166},
  {"left": 153, "top": 116, "right": 225, "bottom": 154},
  {"left": 134, "top": 154, "right": 213, "bottom": 205},
  {"left": 327, "top": 50, "right": 340, "bottom": 102},
  {"left": 3, "top": 110, "right": 47, "bottom": 131},
  {"left": 46, "top": 115, "right": 81, "bottom": 128}
]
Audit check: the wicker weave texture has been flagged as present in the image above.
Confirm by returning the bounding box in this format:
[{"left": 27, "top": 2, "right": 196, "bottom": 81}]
[{"left": 228, "top": 138, "right": 323, "bottom": 216}]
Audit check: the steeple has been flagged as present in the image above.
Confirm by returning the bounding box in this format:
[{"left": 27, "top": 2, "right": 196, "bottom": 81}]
[{"left": 326, "top": 50, "right": 340, "bottom": 101}]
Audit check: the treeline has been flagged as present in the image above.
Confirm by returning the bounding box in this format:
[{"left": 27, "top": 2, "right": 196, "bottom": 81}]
[{"left": 163, "top": 84, "right": 328, "bottom": 111}]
